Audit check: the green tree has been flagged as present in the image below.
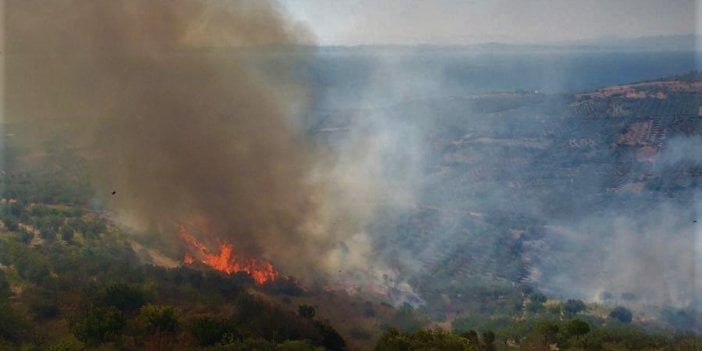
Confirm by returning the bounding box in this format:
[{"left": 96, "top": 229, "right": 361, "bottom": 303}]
[
  {"left": 563, "top": 319, "right": 590, "bottom": 338},
  {"left": 374, "top": 328, "right": 477, "bottom": 351},
  {"left": 0, "top": 272, "right": 9, "bottom": 299},
  {"left": 481, "top": 330, "right": 496, "bottom": 351},
  {"left": 72, "top": 306, "right": 125, "bottom": 344},
  {"left": 314, "top": 320, "right": 346, "bottom": 351},
  {"left": 609, "top": 306, "right": 633, "bottom": 323},
  {"left": 0, "top": 301, "right": 26, "bottom": 342},
  {"left": 189, "top": 317, "right": 236, "bottom": 347},
  {"left": 563, "top": 299, "right": 586, "bottom": 316},
  {"left": 459, "top": 330, "right": 479, "bottom": 345},
  {"left": 298, "top": 305, "right": 316, "bottom": 320},
  {"left": 60, "top": 225, "right": 74, "bottom": 242},
  {"left": 530, "top": 292, "right": 547, "bottom": 304},
  {"left": 46, "top": 336, "right": 85, "bottom": 351},
  {"left": 100, "top": 284, "right": 150, "bottom": 313},
  {"left": 138, "top": 305, "right": 179, "bottom": 335},
  {"left": 136, "top": 305, "right": 180, "bottom": 351}
]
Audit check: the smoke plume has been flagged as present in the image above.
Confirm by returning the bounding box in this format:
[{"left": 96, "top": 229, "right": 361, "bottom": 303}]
[{"left": 3, "top": 0, "right": 336, "bottom": 278}]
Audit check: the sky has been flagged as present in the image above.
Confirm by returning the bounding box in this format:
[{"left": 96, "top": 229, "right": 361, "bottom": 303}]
[{"left": 281, "top": 0, "right": 700, "bottom": 46}]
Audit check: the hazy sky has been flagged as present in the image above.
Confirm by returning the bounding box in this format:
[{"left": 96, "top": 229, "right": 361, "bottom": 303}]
[{"left": 282, "top": 0, "right": 699, "bottom": 46}]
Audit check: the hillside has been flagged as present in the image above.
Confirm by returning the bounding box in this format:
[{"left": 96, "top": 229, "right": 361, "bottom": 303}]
[
  {"left": 0, "top": 73, "right": 701, "bottom": 350},
  {"left": 309, "top": 71, "right": 702, "bottom": 326}
]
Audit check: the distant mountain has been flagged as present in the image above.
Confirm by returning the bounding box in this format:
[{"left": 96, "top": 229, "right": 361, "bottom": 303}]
[
  {"left": 570, "top": 34, "right": 700, "bottom": 52},
  {"left": 315, "top": 34, "right": 700, "bottom": 53}
]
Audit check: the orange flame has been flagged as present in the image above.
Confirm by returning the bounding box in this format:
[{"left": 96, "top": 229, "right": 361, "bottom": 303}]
[
  {"left": 183, "top": 254, "right": 195, "bottom": 265},
  {"left": 178, "top": 225, "right": 278, "bottom": 284}
]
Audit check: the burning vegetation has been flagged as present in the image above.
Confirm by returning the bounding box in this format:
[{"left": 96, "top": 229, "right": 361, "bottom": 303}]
[{"left": 178, "top": 225, "right": 278, "bottom": 284}]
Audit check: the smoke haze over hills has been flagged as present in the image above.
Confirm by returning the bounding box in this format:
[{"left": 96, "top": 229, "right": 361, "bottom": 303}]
[{"left": 3, "top": 2, "right": 702, "bottom": 331}]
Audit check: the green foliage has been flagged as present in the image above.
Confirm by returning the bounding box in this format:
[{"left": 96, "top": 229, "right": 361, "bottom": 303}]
[
  {"left": 349, "top": 327, "right": 372, "bottom": 341},
  {"left": 529, "top": 293, "right": 547, "bottom": 305},
  {"left": 137, "top": 304, "right": 180, "bottom": 335},
  {"left": 2, "top": 240, "right": 52, "bottom": 284},
  {"left": 45, "top": 336, "right": 85, "bottom": 351},
  {"left": 0, "top": 271, "right": 10, "bottom": 299},
  {"left": 71, "top": 306, "right": 125, "bottom": 344},
  {"left": 533, "top": 320, "right": 560, "bottom": 343},
  {"left": 313, "top": 320, "right": 346, "bottom": 351},
  {"left": 190, "top": 317, "right": 237, "bottom": 347},
  {"left": 262, "top": 277, "right": 304, "bottom": 296},
  {"left": 609, "top": 306, "right": 633, "bottom": 323},
  {"left": 99, "top": 284, "right": 151, "bottom": 313},
  {"left": 385, "top": 303, "right": 426, "bottom": 331},
  {"left": 374, "top": 328, "right": 478, "bottom": 351},
  {"left": 60, "top": 225, "right": 74, "bottom": 242},
  {"left": 567, "top": 324, "right": 670, "bottom": 350},
  {"left": 298, "top": 305, "right": 316, "bottom": 320},
  {"left": 363, "top": 301, "right": 376, "bottom": 318},
  {"left": 205, "top": 338, "right": 322, "bottom": 351},
  {"left": 563, "top": 299, "right": 586, "bottom": 316},
  {"left": 0, "top": 148, "right": 697, "bottom": 350},
  {"left": 0, "top": 301, "right": 27, "bottom": 342},
  {"left": 563, "top": 318, "right": 590, "bottom": 338},
  {"left": 662, "top": 307, "right": 697, "bottom": 331},
  {"left": 24, "top": 286, "right": 60, "bottom": 320},
  {"left": 205, "top": 337, "right": 275, "bottom": 350},
  {"left": 276, "top": 340, "right": 324, "bottom": 351},
  {"left": 459, "top": 330, "right": 479, "bottom": 345}
]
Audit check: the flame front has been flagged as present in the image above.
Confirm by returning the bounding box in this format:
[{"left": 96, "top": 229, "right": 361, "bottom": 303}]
[{"left": 178, "top": 225, "right": 278, "bottom": 284}]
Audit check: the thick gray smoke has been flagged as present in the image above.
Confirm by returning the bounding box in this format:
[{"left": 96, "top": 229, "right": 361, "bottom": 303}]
[{"left": 2, "top": 0, "right": 342, "bottom": 279}]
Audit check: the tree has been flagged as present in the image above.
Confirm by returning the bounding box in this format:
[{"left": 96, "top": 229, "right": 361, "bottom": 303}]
[
  {"left": 374, "top": 328, "right": 477, "bottom": 351},
  {"left": 563, "top": 299, "right": 586, "bottom": 316},
  {"left": 564, "top": 319, "right": 590, "bottom": 338},
  {"left": 0, "top": 301, "right": 26, "bottom": 342},
  {"left": 314, "top": 320, "right": 346, "bottom": 351},
  {"left": 137, "top": 305, "right": 180, "bottom": 351},
  {"left": 459, "top": 330, "right": 479, "bottom": 345},
  {"left": 189, "top": 317, "right": 236, "bottom": 347},
  {"left": 609, "top": 306, "right": 633, "bottom": 323},
  {"left": 298, "top": 305, "right": 316, "bottom": 320},
  {"left": 138, "top": 305, "right": 179, "bottom": 334},
  {"left": 72, "top": 306, "right": 125, "bottom": 344},
  {"left": 100, "top": 284, "right": 150, "bottom": 313},
  {"left": 528, "top": 292, "right": 547, "bottom": 313},
  {"left": 0, "top": 272, "right": 9, "bottom": 299},
  {"left": 533, "top": 320, "right": 559, "bottom": 342},
  {"left": 60, "top": 225, "right": 74, "bottom": 242},
  {"left": 530, "top": 292, "right": 547, "bottom": 304},
  {"left": 481, "top": 330, "right": 496, "bottom": 351}
]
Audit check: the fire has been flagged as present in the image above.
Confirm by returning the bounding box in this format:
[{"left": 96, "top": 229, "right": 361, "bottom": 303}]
[
  {"left": 183, "top": 254, "right": 194, "bottom": 265},
  {"left": 178, "top": 225, "right": 278, "bottom": 284}
]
